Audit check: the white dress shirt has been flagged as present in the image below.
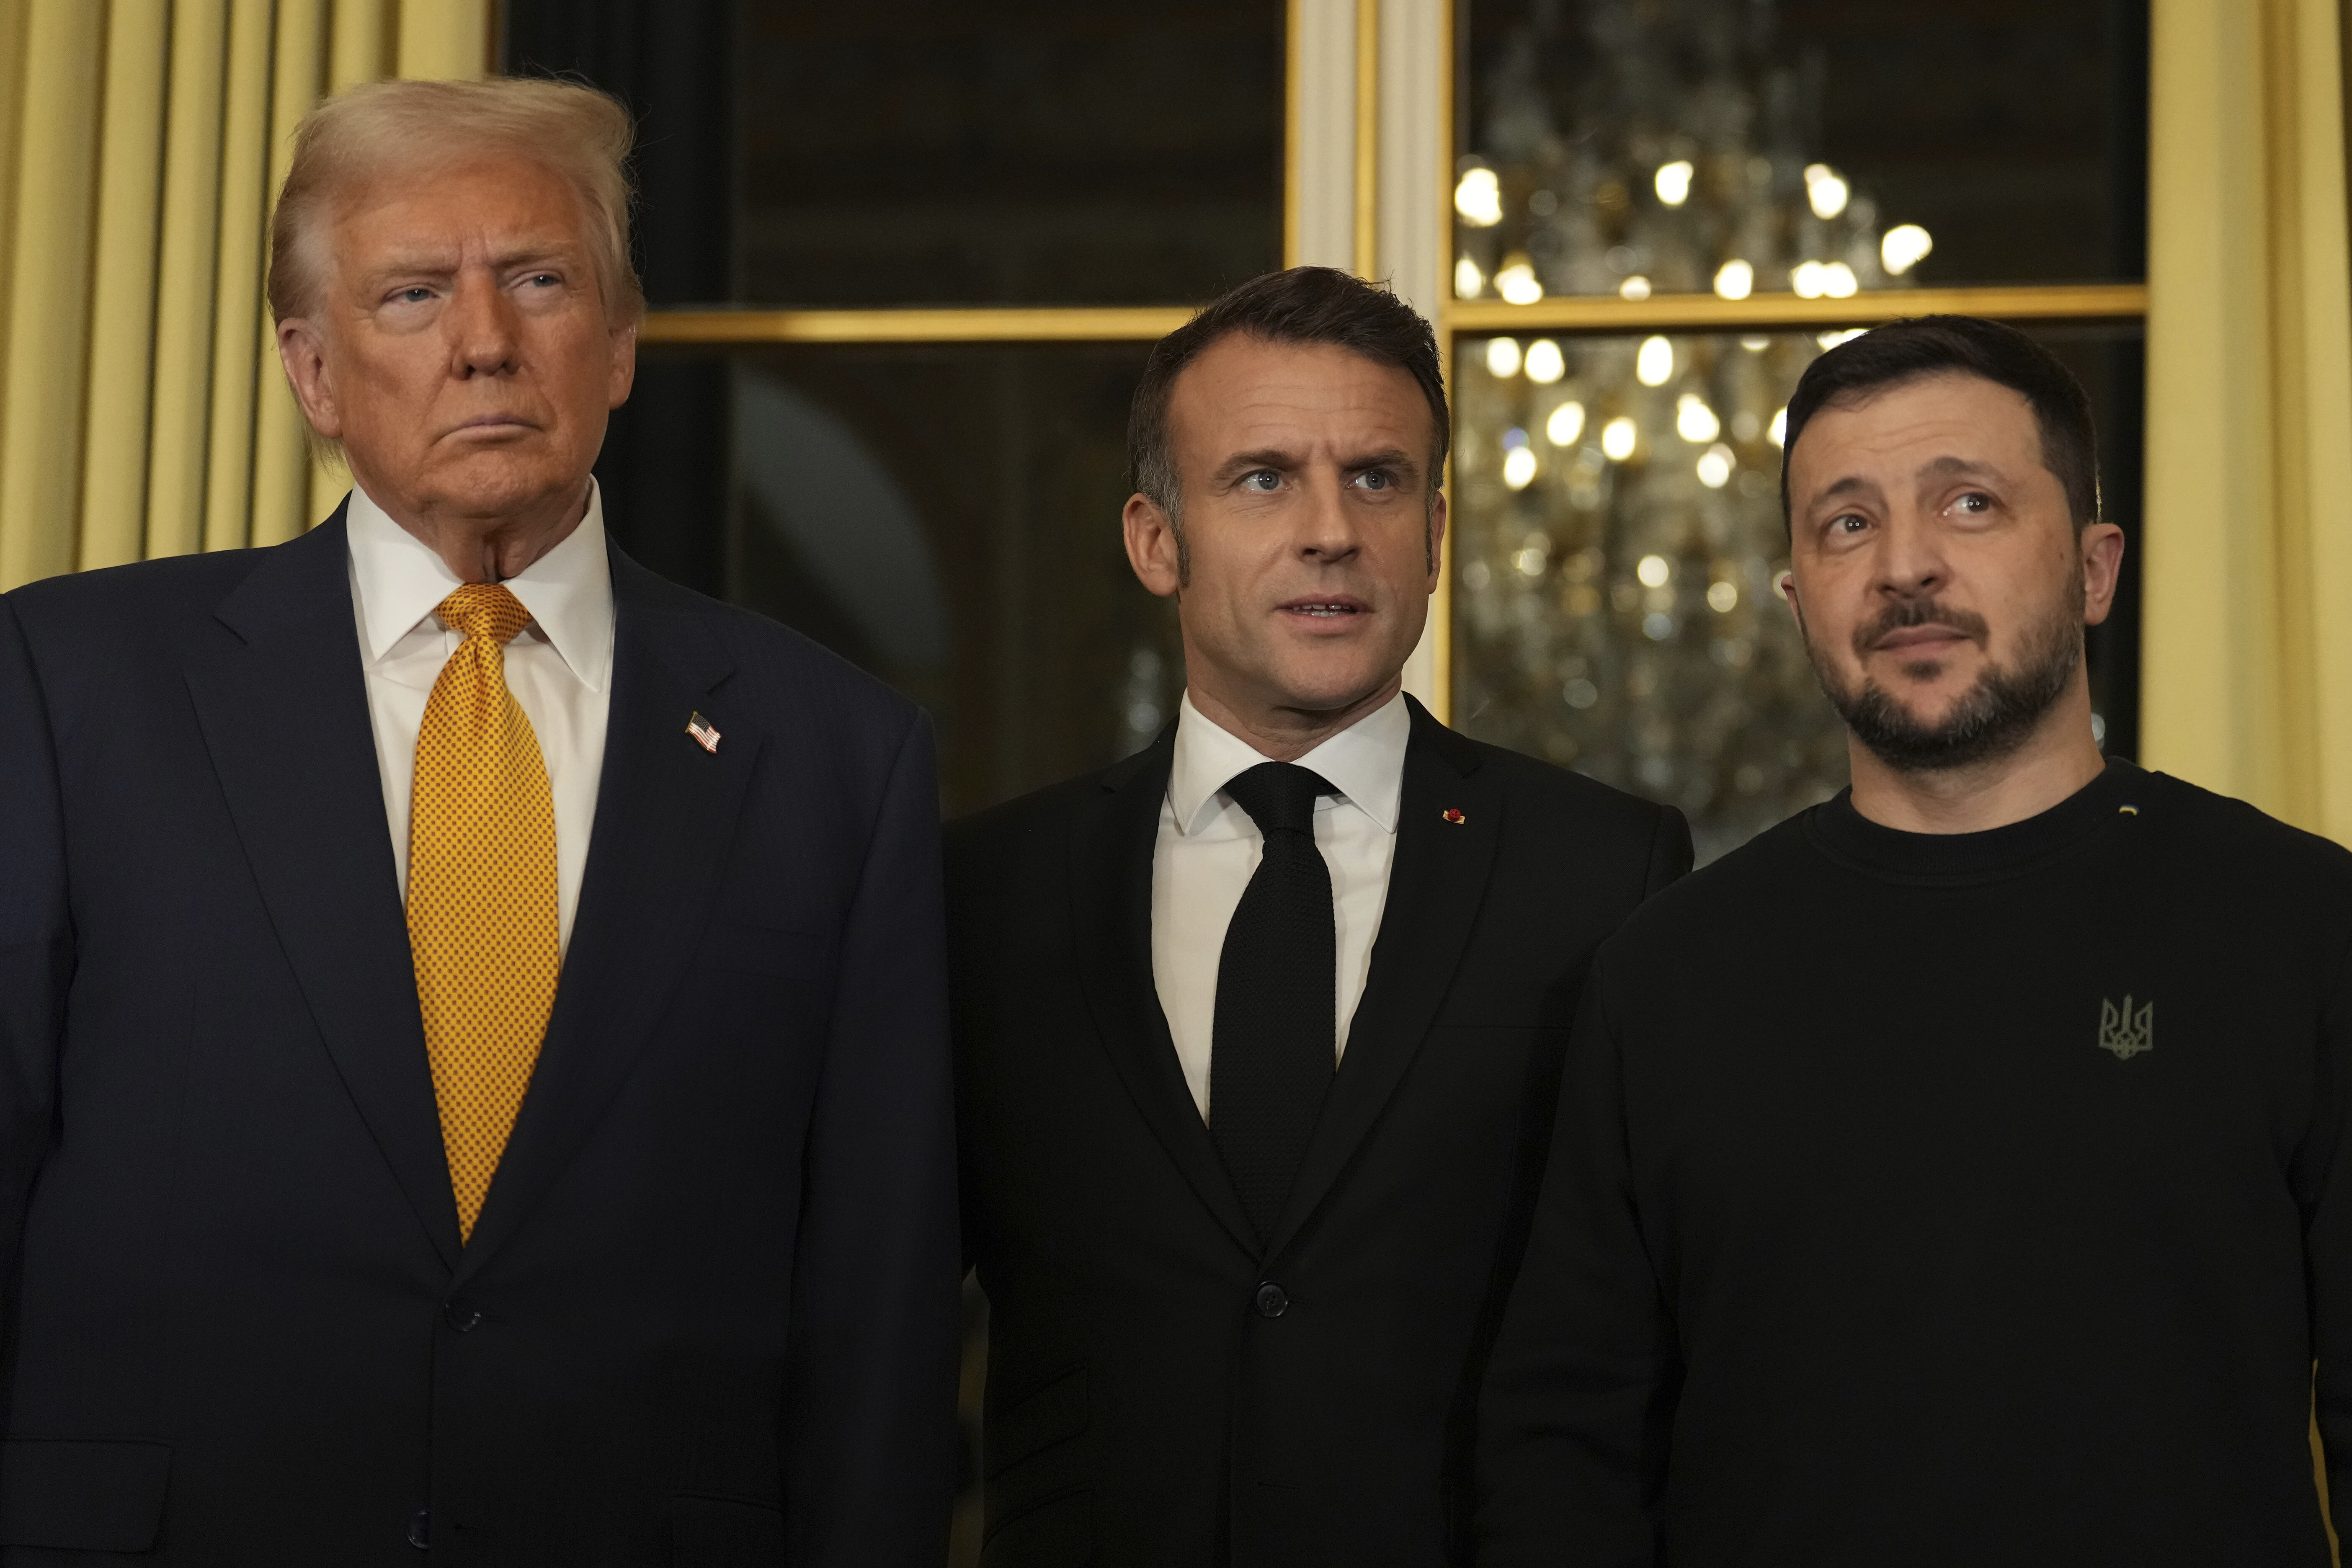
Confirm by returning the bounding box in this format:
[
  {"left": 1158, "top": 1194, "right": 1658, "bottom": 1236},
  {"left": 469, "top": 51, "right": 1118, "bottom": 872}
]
[
  {"left": 1151, "top": 690, "right": 1411, "bottom": 1122},
  {"left": 346, "top": 482, "right": 616, "bottom": 951}
]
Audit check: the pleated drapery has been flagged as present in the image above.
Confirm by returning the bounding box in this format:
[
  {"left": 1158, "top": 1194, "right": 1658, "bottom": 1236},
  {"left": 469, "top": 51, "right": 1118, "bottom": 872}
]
[
  {"left": 2138, "top": 0, "right": 2352, "bottom": 843},
  {"left": 0, "top": 0, "right": 490, "bottom": 591}
]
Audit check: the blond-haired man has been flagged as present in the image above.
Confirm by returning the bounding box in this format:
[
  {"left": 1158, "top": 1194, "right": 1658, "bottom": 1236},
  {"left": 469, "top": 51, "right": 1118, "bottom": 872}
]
[{"left": 0, "top": 79, "right": 957, "bottom": 1563}]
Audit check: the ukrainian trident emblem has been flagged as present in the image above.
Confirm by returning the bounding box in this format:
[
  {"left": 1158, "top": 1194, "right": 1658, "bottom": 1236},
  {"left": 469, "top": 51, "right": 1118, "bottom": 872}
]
[{"left": 2097, "top": 995, "right": 2154, "bottom": 1060}]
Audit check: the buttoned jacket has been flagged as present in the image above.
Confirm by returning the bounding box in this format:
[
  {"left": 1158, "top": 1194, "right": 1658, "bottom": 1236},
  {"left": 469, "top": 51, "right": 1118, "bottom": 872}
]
[
  {"left": 948, "top": 700, "right": 1689, "bottom": 1568},
  {"left": 0, "top": 506, "right": 959, "bottom": 1565}
]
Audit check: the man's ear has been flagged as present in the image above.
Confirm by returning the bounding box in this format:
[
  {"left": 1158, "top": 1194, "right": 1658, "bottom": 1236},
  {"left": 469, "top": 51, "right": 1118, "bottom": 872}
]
[
  {"left": 1424, "top": 487, "right": 1448, "bottom": 586},
  {"left": 1778, "top": 568, "right": 1806, "bottom": 634},
  {"left": 607, "top": 319, "right": 639, "bottom": 410},
  {"left": 1123, "top": 493, "right": 1184, "bottom": 598},
  {"left": 277, "top": 318, "right": 342, "bottom": 440},
  {"left": 2079, "top": 521, "right": 2126, "bottom": 627}
]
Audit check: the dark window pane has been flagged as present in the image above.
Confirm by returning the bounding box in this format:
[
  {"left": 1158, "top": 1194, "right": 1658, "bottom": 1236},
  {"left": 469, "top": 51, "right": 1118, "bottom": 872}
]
[
  {"left": 601, "top": 344, "right": 1179, "bottom": 816},
  {"left": 1449, "top": 324, "right": 2143, "bottom": 863},
  {"left": 1456, "top": 0, "right": 2148, "bottom": 299},
  {"left": 506, "top": 0, "right": 1286, "bottom": 308}
]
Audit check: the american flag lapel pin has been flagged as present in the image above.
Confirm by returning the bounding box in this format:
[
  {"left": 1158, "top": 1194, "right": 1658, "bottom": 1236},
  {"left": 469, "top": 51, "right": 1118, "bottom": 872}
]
[{"left": 685, "top": 711, "right": 721, "bottom": 754}]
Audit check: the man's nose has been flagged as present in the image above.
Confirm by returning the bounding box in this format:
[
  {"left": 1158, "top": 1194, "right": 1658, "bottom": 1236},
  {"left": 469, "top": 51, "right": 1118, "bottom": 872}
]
[
  {"left": 1873, "top": 510, "right": 1947, "bottom": 598},
  {"left": 444, "top": 276, "right": 520, "bottom": 377},
  {"left": 1297, "top": 471, "right": 1364, "bottom": 560}
]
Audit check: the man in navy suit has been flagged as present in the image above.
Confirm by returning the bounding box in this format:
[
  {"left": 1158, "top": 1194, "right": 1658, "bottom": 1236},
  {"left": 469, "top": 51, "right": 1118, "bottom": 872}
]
[
  {"left": 948, "top": 269, "right": 1689, "bottom": 1567},
  {"left": 0, "top": 78, "right": 957, "bottom": 1564}
]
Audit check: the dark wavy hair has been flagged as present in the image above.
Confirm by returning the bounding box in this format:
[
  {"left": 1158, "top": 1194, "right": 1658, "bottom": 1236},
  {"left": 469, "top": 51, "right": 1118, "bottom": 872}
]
[
  {"left": 1779, "top": 315, "right": 2100, "bottom": 533},
  {"left": 1128, "top": 266, "right": 1449, "bottom": 525}
]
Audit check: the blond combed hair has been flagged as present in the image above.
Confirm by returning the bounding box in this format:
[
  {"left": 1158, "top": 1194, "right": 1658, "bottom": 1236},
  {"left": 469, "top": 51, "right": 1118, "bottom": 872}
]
[{"left": 266, "top": 75, "right": 644, "bottom": 328}]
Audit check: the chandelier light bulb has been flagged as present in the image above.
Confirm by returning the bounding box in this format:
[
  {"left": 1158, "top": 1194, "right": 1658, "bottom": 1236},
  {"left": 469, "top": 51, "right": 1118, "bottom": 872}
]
[
  {"left": 1524, "top": 339, "right": 1566, "bottom": 384},
  {"left": 1654, "top": 160, "right": 1695, "bottom": 206},
  {"left": 1454, "top": 255, "right": 1485, "bottom": 299},
  {"left": 1495, "top": 259, "right": 1544, "bottom": 305},
  {"left": 1635, "top": 335, "right": 1674, "bottom": 386},
  {"left": 1803, "top": 163, "right": 1850, "bottom": 219},
  {"left": 1545, "top": 400, "right": 1586, "bottom": 446},
  {"left": 1696, "top": 444, "right": 1735, "bottom": 489},
  {"left": 1712, "top": 258, "right": 1754, "bottom": 300},
  {"left": 1503, "top": 446, "right": 1538, "bottom": 490},
  {"left": 1455, "top": 167, "right": 1503, "bottom": 227},
  {"left": 1485, "top": 336, "right": 1523, "bottom": 378},
  {"left": 1882, "top": 223, "right": 1934, "bottom": 274},
  {"left": 1675, "top": 394, "right": 1721, "bottom": 444},
  {"left": 1601, "top": 416, "right": 1639, "bottom": 462}
]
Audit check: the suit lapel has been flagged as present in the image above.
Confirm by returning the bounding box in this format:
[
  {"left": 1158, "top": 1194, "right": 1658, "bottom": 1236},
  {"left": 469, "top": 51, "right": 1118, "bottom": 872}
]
[
  {"left": 1068, "top": 729, "right": 1260, "bottom": 1257},
  {"left": 1263, "top": 698, "right": 1500, "bottom": 1261},
  {"left": 186, "top": 506, "right": 463, "bottom": 1270},
  {"left": 454, "top": 545, "right": 757, "bottom": 1281}
]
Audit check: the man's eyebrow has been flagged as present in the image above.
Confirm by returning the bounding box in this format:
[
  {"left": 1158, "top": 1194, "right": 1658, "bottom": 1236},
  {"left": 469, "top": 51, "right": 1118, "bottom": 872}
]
[
  {"left": 360, "top": 242, "right": 576, "bottom": 282},
  {"left": 361, "top": 252, "right": 460, "bottom": 281},
  {"left": 1814, "top": 474, "right": 1881, "bottom": 505},
  {"left": 486, "top": 243, "right": 578, "bottom": 271},
  {"left": 1212, "top": 448, "right": 1302, "bottom": 477},
  {"left": 1343, "top": 446, "right": 1418, "bottom": 472},
  {"left": 1916, "top": 455, "right": 2006, "bottom": 482}
]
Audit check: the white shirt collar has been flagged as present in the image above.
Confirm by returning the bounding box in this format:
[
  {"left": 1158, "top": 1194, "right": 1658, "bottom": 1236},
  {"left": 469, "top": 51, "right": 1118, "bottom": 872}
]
[
  {"left": 346, "top": 479, "right": 616, "bottom": 693},
  {"left": 1167, "top": 689, "right": 1411, "bottom": 838}
]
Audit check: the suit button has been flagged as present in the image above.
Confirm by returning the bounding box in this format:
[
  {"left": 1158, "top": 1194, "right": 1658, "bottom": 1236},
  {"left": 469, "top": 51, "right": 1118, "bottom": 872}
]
[
  {"left": 442, "top": 1298, "right": 480, "bottom": 1333},
  {"left": 1255, "top": 1282, "right": 1288, "bottom": 1318},
  {"left": 407, "top": 1506, "right": 430, "bottom": 1549}
]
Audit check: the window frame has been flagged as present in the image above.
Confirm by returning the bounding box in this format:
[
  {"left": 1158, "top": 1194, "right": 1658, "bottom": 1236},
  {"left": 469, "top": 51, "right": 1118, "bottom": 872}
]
[{"left": 634, "top": 0, "right": 2154, "bottom": 730}]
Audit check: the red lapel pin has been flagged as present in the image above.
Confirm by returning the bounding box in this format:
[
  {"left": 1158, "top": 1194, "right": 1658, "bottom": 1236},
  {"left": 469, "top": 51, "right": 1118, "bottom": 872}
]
[{"left": 1441, "top": 807, "right": 1467, "bottom": 825}]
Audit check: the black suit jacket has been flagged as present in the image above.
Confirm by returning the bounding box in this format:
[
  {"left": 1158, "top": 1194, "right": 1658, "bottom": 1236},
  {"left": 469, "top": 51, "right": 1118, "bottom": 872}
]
[
  {"left": 0, "top": 510, "right": 960, "bottom": 1566},
  {"left": 947, "top": 699, "right": 1689, "bottom": 1568}
]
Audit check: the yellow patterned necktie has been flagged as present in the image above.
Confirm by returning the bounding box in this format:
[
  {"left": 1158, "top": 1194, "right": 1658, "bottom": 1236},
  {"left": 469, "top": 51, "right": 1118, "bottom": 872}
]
[{"left": 407, "top": 582, "right": 562, "bottom": 1243}]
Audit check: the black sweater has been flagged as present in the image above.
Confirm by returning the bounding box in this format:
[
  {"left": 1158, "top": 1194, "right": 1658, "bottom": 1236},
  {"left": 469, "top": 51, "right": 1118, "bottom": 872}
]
[{"left": 1477, "top": 761, "right": 2352, "bottom": 1566}]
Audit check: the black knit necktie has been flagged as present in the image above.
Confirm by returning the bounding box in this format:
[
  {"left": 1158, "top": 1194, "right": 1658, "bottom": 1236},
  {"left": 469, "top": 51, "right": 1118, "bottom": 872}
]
[{"left": 1210, "top": 761, "right": 1338, "bottom": 1245}]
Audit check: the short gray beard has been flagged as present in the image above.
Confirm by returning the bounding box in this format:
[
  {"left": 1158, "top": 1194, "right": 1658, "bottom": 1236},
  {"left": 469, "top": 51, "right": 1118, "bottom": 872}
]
[{"left": 1808, "top": 569, "right": 2085, "bottom": 775}]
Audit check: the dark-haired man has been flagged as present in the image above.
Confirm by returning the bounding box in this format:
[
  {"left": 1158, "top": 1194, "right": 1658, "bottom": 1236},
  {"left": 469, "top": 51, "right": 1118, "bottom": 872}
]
[
  {"left": 948, "top": 267, "right": 1689, "bottom": 1566},
  {"left": 1477, "top": 315, "right": 2352, "bottom": 1566}
]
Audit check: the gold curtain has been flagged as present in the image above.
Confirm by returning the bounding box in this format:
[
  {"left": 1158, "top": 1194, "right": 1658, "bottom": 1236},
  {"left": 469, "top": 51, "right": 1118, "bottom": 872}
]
[
  {"left": 0, "top": 0, "right": 491, "bottom": 592},
  {"left": 2143, "top": 0, "right": 2352, "bottom": 844}
]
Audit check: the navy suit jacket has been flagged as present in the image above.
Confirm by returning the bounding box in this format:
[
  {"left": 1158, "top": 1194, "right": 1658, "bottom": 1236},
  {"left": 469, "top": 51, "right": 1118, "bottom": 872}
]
[
  {"left": 949, "top": 703, "right": 1691, "bottom": 1568},
  {"left": 0, "top": 508, "right": 959, "bottom": 1566}
]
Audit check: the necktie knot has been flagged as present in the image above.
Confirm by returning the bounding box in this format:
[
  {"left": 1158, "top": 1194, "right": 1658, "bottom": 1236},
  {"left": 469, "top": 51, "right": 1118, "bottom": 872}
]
[
  {"left": 435, "top": 583, "right": 531, "bottom": 647},
  {"left": 1222, "top": 761, "right": 1333, "bottom": 839}
]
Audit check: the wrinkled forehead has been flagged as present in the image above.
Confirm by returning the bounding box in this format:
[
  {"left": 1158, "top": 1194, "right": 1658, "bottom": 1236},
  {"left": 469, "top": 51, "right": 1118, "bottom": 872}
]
[
  {"left": 1789, "top": 371, "right": 2046, "bottom": 494},
  {"left": 1169, "top": 334, "right": 1443, "bottom": 465},
  {"left": 324, "top": 147, "right": 594, "bottom": 260}
]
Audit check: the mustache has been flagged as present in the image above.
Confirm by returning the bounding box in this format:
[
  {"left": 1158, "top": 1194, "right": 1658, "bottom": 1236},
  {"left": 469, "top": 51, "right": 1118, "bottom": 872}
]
[{"left": 1852, "top": 597, "right": 1991, "bottom": 661}]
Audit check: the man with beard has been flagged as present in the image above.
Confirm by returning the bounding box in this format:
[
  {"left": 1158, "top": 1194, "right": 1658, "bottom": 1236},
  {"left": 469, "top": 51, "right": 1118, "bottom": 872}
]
[{"left": 1475, "top": 315, "right": 2352, "bottom": 1567}]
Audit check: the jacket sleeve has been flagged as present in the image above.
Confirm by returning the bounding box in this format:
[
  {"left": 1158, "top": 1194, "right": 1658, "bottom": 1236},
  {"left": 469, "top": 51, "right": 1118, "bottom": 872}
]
[
  {"left": 1477, "top": 952, "right": 1679, "bottom": 1568},
  {"left": 0, "top": 596, "right": 67, "bottom": 1345},
  {"left": 779, "top": 707, "right": 962, "bottom": 1568},
  {"left": 2305, "top": 929, "right": 2352, "bottom": 1534}
]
